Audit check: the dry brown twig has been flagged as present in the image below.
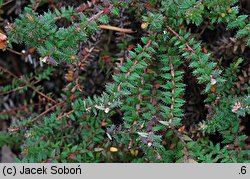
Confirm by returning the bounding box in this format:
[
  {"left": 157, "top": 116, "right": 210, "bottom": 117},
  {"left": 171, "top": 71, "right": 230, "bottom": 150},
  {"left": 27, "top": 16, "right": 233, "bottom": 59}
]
[{"left": 99, "top": 25, "right": 136, "bottom": 33}]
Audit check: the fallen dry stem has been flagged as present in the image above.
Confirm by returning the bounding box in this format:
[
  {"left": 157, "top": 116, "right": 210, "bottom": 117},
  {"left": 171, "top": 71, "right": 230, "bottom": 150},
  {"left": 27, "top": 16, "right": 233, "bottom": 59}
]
[{"left": 99, "top": 25, "right": 136, "bottom": 33}]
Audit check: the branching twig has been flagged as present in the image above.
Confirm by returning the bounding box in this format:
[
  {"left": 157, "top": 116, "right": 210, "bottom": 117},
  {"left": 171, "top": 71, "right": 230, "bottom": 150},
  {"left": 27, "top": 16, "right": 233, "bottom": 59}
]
[
  {"left": 116, "top": 38, "right": 153, "bottom": 94},
  {"left": 166, "top": 25, "right": 195, "bottom": 53},
  {"left": 76, "top": 0, "right": 100, "bottom": 12},
  {"left": 0, "top": 103, "right": 39, "bottom": 115},
  {"left": 169, "top": 56, "right": 175, "bottom": 124},
  {"left": 0, "top": 79, "right": 41, "bottom": 95},
  {"left": 56, "top": 109, "right": 75, "bottom": 120},
  {"left": 0, "top": 0, "right": 14, "bottom": 8},
  {"left": 9, "top": 101, "right": 65, "bottom": 132},
  {"left": 0, "top": 65, "right": 57, "bottom": 103}
]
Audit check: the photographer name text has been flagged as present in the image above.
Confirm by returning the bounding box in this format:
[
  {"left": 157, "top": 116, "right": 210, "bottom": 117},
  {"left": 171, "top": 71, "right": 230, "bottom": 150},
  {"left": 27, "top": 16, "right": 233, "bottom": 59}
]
[{"left": 2, "top": 165, "right": 83, "bottom": 176}]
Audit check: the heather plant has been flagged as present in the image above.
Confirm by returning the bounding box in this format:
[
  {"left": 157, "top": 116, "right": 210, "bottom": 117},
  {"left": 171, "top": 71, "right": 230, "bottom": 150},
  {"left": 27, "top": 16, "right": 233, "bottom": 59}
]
[{"left": 0, "top": 0, "right": 249, "bottom": 162}]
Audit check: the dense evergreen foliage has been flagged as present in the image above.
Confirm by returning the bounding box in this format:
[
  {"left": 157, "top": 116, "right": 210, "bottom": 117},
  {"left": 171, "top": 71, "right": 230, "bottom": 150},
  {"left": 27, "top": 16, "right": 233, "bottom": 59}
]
[{"left": 0, "top": 0, "right": 249, "bottom": 162}]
